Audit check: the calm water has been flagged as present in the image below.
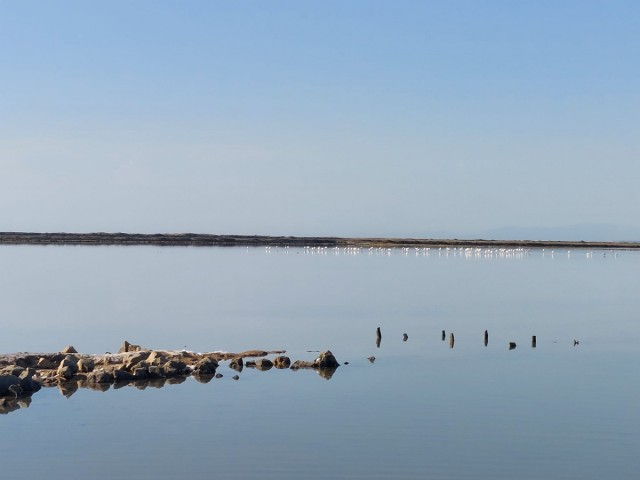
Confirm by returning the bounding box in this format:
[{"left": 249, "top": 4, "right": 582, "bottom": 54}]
[{"left": 1, "top": 245, "right": 639, "bottom": 479}]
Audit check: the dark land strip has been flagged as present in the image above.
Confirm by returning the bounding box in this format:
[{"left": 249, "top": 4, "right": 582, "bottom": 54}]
[{"left": 1, "top": 232, "right": 639, "bottom": 250}]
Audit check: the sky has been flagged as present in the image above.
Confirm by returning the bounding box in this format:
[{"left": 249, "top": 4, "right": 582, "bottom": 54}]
[{"left": 1, "top": 1, "right": 638, "bottom": 239}]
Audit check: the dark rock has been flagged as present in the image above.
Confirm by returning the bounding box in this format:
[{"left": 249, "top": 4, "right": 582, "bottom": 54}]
[
  {"left": 229, "top": 357, "right": 243, "bottom": 372},
  {"left": 7, "top": 365, "right": 25, "bottom": 377},
  {"left": 290, "top": 360, "right": 315, "bottom": 370},
  {"left": 509, "top": 342, "right": 517, "bottom": 350},
  {"left": 255, "top": 359, "right": 273, "bottom": 371},
  {"left": 57, "top": 355, "right": 79, "bottom": 379},
  {"left": 403, "top": 333, "right": 409, "bottom": 341},
  {"left": 163, "top": 359, "right": 188, "bottom": 376},
  {"left": 0, "top": 375, "right": 21, "bottom": 396},
  {"left": 18, "top": 370, "right": 40, "bottom": 393},
  {"left": 146, "top": 351, "right": 169, "bottom": 366},
  {"left": 273, "top": 356, "right": 291, "bottom": 369},
  {"left": 215, "top": 373, "right": 223, "bottom": 378},
  {"left": 133, "top": 367, "right": 148, "bottom": 379},
  {"left": 57, "top": 365, "right": 75, "bottom": 379},
  {"left": 37, "top": 357, "right": 56, "bottom": 369},
  {"left": 367, "top": 356, "right": 376, "bottom": 363},
  {"left": 147, "top": 365, "right": 165, "bottom": 379},
  {"left": 15, "top": 355, "right": 38, "bottom": 368},
  {"left": 123, "top": 352, "right": 151, "bottom": 371},
  {"left": 118, "top": 340, "right": 145, "bottom": 353},
  {"left": 232, "top": 375, "right": 240, "bottom": 381},
  {"left": 113, "top": 368, "right": 136, "bottom": 382},
  {"left": 77, "top": 358, "right": 95, "bottom": 373},
  {"left": 87, "top": 369, "right": 114, "bottom": 384},
  {"left": 313, "top": 351, "right": 339, "bottom": 369},
  {"left": 193, "top": 358, "right": 218, "bottom": 375}
]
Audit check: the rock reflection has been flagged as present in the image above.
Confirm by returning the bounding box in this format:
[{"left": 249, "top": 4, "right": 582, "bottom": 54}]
[
  {"left": 57, "top": 381, "right": 79, "bottom": 398},
  {"left": 0, "top": 395, "right": 32, "bottom": 415},
  {"left": 167, "top": 376, "right": 187, "bottom": 386},
  {"left": 0, "top": 348, "right": 345, "bottom": 415},
  {"left": 315, "top": 366, "right": 338, "bottom": 380},
  {"left": 193, "top": 373, "right": 215, "bottom": 384},
  {"left": 86, "top": 382, "right": 111, "bottom": 393}
]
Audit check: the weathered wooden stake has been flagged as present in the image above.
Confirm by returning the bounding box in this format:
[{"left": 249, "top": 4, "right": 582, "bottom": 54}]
[
  {"left": 508, "top": 342, "right": 517, "bottom": 350},
  {"left": 376, "top": 327, "right": 382, "bottom": 348},
  {"left": 484, "top": 330, "right": 489, "bottom": 347},
  {"left": 449, "top": 333, "right": 455, "bottom": 348},
  {"left": 441, "top": 330, "right": 446, "bottom": 341},
  {"left": 531, "top": 335, "right": 537, "bottom": 348}
]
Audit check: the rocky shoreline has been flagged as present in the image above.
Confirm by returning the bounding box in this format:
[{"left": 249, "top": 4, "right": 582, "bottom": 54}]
[
  {"left": 0, "top": 341, "right": 340, "bottom": 415},
  {"left": 1, "top": 231, "right": 639, "bottom": 250}
]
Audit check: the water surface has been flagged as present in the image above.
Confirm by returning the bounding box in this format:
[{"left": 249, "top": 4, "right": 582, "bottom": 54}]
[{"left": 1, "top": 246, "right": 638, "bottom": 479}]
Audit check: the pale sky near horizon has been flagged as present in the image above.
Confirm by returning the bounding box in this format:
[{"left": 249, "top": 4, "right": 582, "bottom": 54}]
[{"left": 1, "top": 1, "right": 638, "bottom": 238}]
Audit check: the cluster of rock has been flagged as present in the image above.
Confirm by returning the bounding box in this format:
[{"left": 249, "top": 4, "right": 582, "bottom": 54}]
[{"left": 0, "top": 342, "right": 340, "bottom": 414}]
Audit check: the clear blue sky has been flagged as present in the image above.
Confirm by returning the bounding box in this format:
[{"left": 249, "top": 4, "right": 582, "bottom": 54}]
[{"left": 1, "top": 1, "right": 638, "bottom": 238}]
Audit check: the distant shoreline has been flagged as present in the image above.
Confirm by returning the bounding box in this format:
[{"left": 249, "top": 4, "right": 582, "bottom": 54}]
[{"left": 0, "top": 232, "right": 638, "bottom": 250}]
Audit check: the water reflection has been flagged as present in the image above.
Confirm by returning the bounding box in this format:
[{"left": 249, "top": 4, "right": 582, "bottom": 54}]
[
  {"left": 1, "top": 246, "right": 638, "bottom": 480},
  {"left": 0, "top": 395, "right": 31, "bottom": 415},
  {"left": 1, "top": 356, "right": 342, "bottom": 415}
]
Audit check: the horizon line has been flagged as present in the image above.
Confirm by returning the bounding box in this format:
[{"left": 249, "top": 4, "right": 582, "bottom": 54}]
[{"left": 0, "top": 232, "right": 639, "bottom": 250}]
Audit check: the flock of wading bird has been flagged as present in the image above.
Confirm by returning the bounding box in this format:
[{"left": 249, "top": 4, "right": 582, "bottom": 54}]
[{"left": 368, "top": 326, "right": 580, "bottom": 362}]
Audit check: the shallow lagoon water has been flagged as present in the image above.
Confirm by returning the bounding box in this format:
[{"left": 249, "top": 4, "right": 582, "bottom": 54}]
[{"left": 1, "top": 246, "right": 639, "bottom": 479}]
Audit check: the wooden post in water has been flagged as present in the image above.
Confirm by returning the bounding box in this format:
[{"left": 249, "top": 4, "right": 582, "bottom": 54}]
[
  {"left": 531, "top": 335, "right": 537, "bottom": 348},
  {"left": 508, "top": 342, "right": 517, "bottom": 350},
  {"left": 442, "top": 330, "right": 446, "bottom": 341},
  {"left": 449, "top": 333, "right": 455, "bottom": 349},
  {"left": 484, "top": 330, "right": 489, "bottom": 347},
  {"left": 376, "top": 327, "right": 382, "bottom": 348}
]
